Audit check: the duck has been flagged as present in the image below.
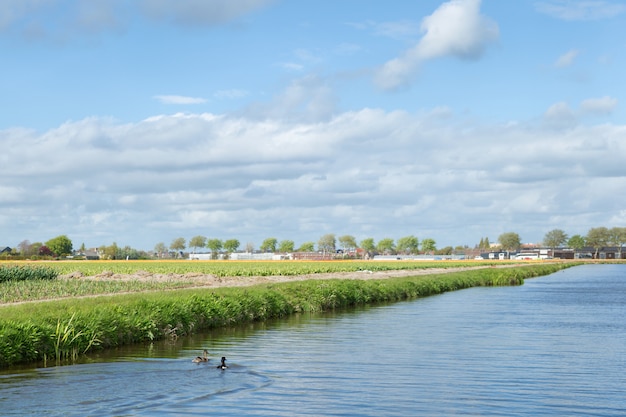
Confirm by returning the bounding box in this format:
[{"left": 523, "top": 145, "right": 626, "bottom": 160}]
[
  {"left": 216, "top": 356, "right": 228, "bottom": 369},
  {"left": 192, "top": 349, "right": 210, "bottom": 363}
]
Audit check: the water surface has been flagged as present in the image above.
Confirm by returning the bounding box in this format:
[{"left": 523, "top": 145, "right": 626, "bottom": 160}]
[{"left": 1, "top": 264, "right": 625, "bottom": 416}]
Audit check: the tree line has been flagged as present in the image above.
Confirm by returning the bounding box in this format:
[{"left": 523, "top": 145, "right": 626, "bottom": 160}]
[{"left": 4, "top": 226, "right": 625, "bottom": 260}]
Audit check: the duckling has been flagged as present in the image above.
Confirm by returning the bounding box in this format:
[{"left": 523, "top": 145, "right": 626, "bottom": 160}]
[
  {"left": 192, "top": 349, "right": 209, "bottom": 363},
  {"left": 216, "top": 356, "right": 228, "bottom": 369}
]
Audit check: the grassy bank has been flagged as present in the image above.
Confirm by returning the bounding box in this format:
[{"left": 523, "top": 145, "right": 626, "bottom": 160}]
[{"left": 0, "top": 263, "right": 573, "bottom": 367}]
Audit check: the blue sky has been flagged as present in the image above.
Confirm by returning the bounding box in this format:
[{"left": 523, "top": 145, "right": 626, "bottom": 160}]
[{"left": 1, "top": 0, "right": 626, "bottom": 252}]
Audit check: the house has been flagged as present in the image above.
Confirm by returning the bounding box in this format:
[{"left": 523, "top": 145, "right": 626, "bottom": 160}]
[{"left": 0, "top": 246, "right": 12, "bottom": 254}]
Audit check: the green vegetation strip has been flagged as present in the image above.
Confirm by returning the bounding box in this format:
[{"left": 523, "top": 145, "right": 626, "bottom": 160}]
[
  {"left": 0, "top": 263, "right": 572, "bottom": 367},
  {"left": 2, "top": 260, "right": 500, "bottom": 277}
]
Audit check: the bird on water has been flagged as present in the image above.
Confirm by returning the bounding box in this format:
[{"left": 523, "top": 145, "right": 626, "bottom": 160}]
[
  {"left": 192, "top": 349, "right": 209, "bottom": 363},
  {"left": 217, "top": 356, "right": 228, "bottom": 369}
]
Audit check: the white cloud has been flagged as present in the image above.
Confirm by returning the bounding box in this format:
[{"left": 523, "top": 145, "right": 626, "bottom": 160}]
[
  {"left": 375, "top": 0, "right": 499, "bottom": 91},
  {"left": 535, "top": 0, "right": 626, "bottom": 21},
  {"left": 554, "top": 49, "right": 580, "bottom": 67},
  {"left": 0, "top": 0, "right": 275, "bottom": 40},
  {"left": 3, "top": 106, "right": 626, "bottom": 250},
  {"left": 154, "top": 95, "right": 207, "bottom": 104},
  {"left": 139, "top": 0, "right": 275, "bottom": 26},
  {"left": 543, "top": 96, "right": 618, "bottom": 126},
  {"left": 580, "top": 96, "right": 618, "bottom": 115}
]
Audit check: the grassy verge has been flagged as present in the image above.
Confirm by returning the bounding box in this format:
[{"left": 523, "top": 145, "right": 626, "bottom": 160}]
[{"left": 0, "top": 263, "right": 573, "bottom": 367}]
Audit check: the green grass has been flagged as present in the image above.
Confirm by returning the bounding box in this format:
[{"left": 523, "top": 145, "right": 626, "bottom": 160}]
[{"left": 0, "top": 262, "right": 575, "bottom": 368}]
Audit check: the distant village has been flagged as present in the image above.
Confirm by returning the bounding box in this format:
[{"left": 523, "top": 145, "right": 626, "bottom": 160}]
[{"left": 2, "top": 243, "right": 622, "bottom": 261}]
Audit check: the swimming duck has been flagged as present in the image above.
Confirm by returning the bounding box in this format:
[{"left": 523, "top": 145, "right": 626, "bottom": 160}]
[
  {"left": 216, "top": 356, "right": 228, "bottom": 369},
  {"left": 192, "top": 349, "right": 209, "bottom": 363}
]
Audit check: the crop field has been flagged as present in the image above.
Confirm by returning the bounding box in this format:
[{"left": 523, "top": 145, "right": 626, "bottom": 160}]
[
  {"left": 1, "top": 259, "right": 496, "bottom": 278},
  {"left": 0, "top": 259, "right": 502, "bottom": 304}
]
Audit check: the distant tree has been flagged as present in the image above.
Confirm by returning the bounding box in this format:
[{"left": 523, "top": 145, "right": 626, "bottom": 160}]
[
  {"left": 435, "top": 246, "right": 453, "bottom": 255},
  {"left": 30, "top": 242, "right": 43, "bottom": 256},
  {"left": 260, "top": 237, "right": 278, "bottom": 253},
  {"left": 79, "top": 242, "right": 86, "bottom": 253},
  {"left": 38, "top": 245, "right": 54, "bottom": 257},
  {"left": 102, "top": 242, "right": 120, "bottom": 260},
  {"left": 297, "top": 241, "right": 315, "bottom": 252},
  {"left": 609, "top": 227, "right": 626, "bottom": 259},
  {"left": 206, "top": 239, "right": 223, "bottom": 259},
  {"left": 481, "top": 237, "right": 491, "bottom": 249},
  {"left": 376, "top": 238, "right": 395, "bottom": 255},
  {"left": 154, "top": 242, "right": 167, "bottom": 258},
  {"left": 45, "top": 235, "right": 73, "bottom": 257},
  {"left": 421, "top": 238, "right": 437, "bottom": 254},
  {"left": 586, "top": 227, "right": 609, "bottom": 258},
  {"left": 318, "top": 234, "right": 336, "bottom": 254},
  {"left": 567, "top": 235, "right": 585, "bottom": 250},
  {"left": 396, "top": 235, "right": 419, "bottom": 254},
  {"left": 337, "top": 235, "right": 357, "bottom": 253},
  {"left": 498, "top": 232, "right": 521, "bottom": 252},
  {"left": 189, "top": 235, "right": 207, "bottom": 253},
  {"left": 17, "top": 240, "right": 34, "bottom": 257},
  {"left": 223, "top": 239, "right": 240, "bottom": 254},
  {"left": 170, "top": 237, "right": 186, "bottom": 257},
  {"left": 278, "top": 240, "right": 295, "bottom": 253},
  {"left": 359, "top": 238, "right": 376, "bottom": 254},
  {"left": 543, "top": 229, "right": 568, "bottom": 256},
  {"left": 245, "top": 242, "right": 255, "bottom": 253}
]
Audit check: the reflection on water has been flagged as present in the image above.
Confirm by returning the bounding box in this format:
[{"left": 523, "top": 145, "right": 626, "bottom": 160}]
[{"left": 1, "top": 264, "right": 626, "bottom": 416}]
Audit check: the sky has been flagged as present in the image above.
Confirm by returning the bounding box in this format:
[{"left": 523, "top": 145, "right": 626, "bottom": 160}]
[{"left": 1, "top": 0, "right": 626, "bottom": 252}]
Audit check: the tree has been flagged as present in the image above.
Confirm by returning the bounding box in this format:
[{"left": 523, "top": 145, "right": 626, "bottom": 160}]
[
  {"left": 376, "top": 238, "right": 395, "bottom": 255},
  {"left": 359, "top": 238, "right": 376, "bottom": 253},
  {"left": 435, "top": 246, "right": 453, "bottom": 255},
  {"left": 609, "top": 227, "right": 626, "bottom": 259},
  {"left": 223, "top": 239, "right": 240, "bottom": 254},
  {"left": 297, "top": 241, "right": 315, "bottom": 252},
  {"left": 278, "top": 240, "right": 295, "bottom": 253},
  {"left": 206, "top": 239, "right": 223, "bottom": 259},
  {"left": 45, "top": 235, "right": 73, "bottom": 257},
  {"left": 586, "top": 227, "right": 609, "bottom": 259},
  {"left": 567, "top": 235, "right": 585, "bottom": 250},
  {"left": 396, "top": 235, "right": 419, "bottom": 254},
  {"left": 318, "top": 234, "right": 336, "bottom": 254},
  {"left": 543, "top": 229, "right": 568, "bottom": 256},
  {"left": 260, "top": 237, "right": 278, "bottom": 253},
  {"left": 17, "top": 240, "right": 34, "bottom": 257},
  {"left": 154, "top": 242, "right": 167, "bottom": 258},
  {"left": 170, "top": 237, "right": 186, "bottom": 257},
  {"left": 498, "top": 232, "right": 521, "bottom": 252},
  {"left": 477, "top": 237, "right": 491, "bottom": 249},
  {"left": 38, "top": 245, "right": 54, "bottom": 257},
  {"left": 421, "top": 238, "right": 437, "bottom": 254},
  {"left": 337, "top": 235, "right": 357, "bottom": 253},
  {"left": 245, "top": 242, "right": 255, "bottom": 253},
  {"left": 102, "top": 242, "right": 120, "bottom": 260},
  {"left": 189, "top": 235, "right": 207, "bottom": 253}
]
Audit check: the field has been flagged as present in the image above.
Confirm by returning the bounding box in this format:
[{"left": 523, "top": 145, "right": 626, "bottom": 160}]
[
  {"left": 0, "top": 259, "right": 504, "bottom": 304},
  {"left": 3, "top": 259, "right": 499, "bottom": 277},
  {"left": 0, "top": 260, "right": 578, "bottom": 367}
]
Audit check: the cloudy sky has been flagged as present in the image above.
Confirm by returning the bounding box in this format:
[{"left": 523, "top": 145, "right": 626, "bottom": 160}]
[{"left": 2, "top": 0, "right": 625, "bottom": 252}]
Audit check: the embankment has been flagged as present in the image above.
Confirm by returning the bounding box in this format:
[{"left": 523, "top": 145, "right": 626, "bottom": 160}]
[{"left": 0, "top": 263, "right": 573, "bottom": 367}]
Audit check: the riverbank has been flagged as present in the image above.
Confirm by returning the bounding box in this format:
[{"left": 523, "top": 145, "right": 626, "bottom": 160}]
[{"left": 0, "top": 263, "right": 575, "bottom": 367}]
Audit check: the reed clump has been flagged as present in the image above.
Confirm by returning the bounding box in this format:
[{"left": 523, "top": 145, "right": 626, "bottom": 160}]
[{"left": 0, "top": 263, "right": 573, "bottom": 367}]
